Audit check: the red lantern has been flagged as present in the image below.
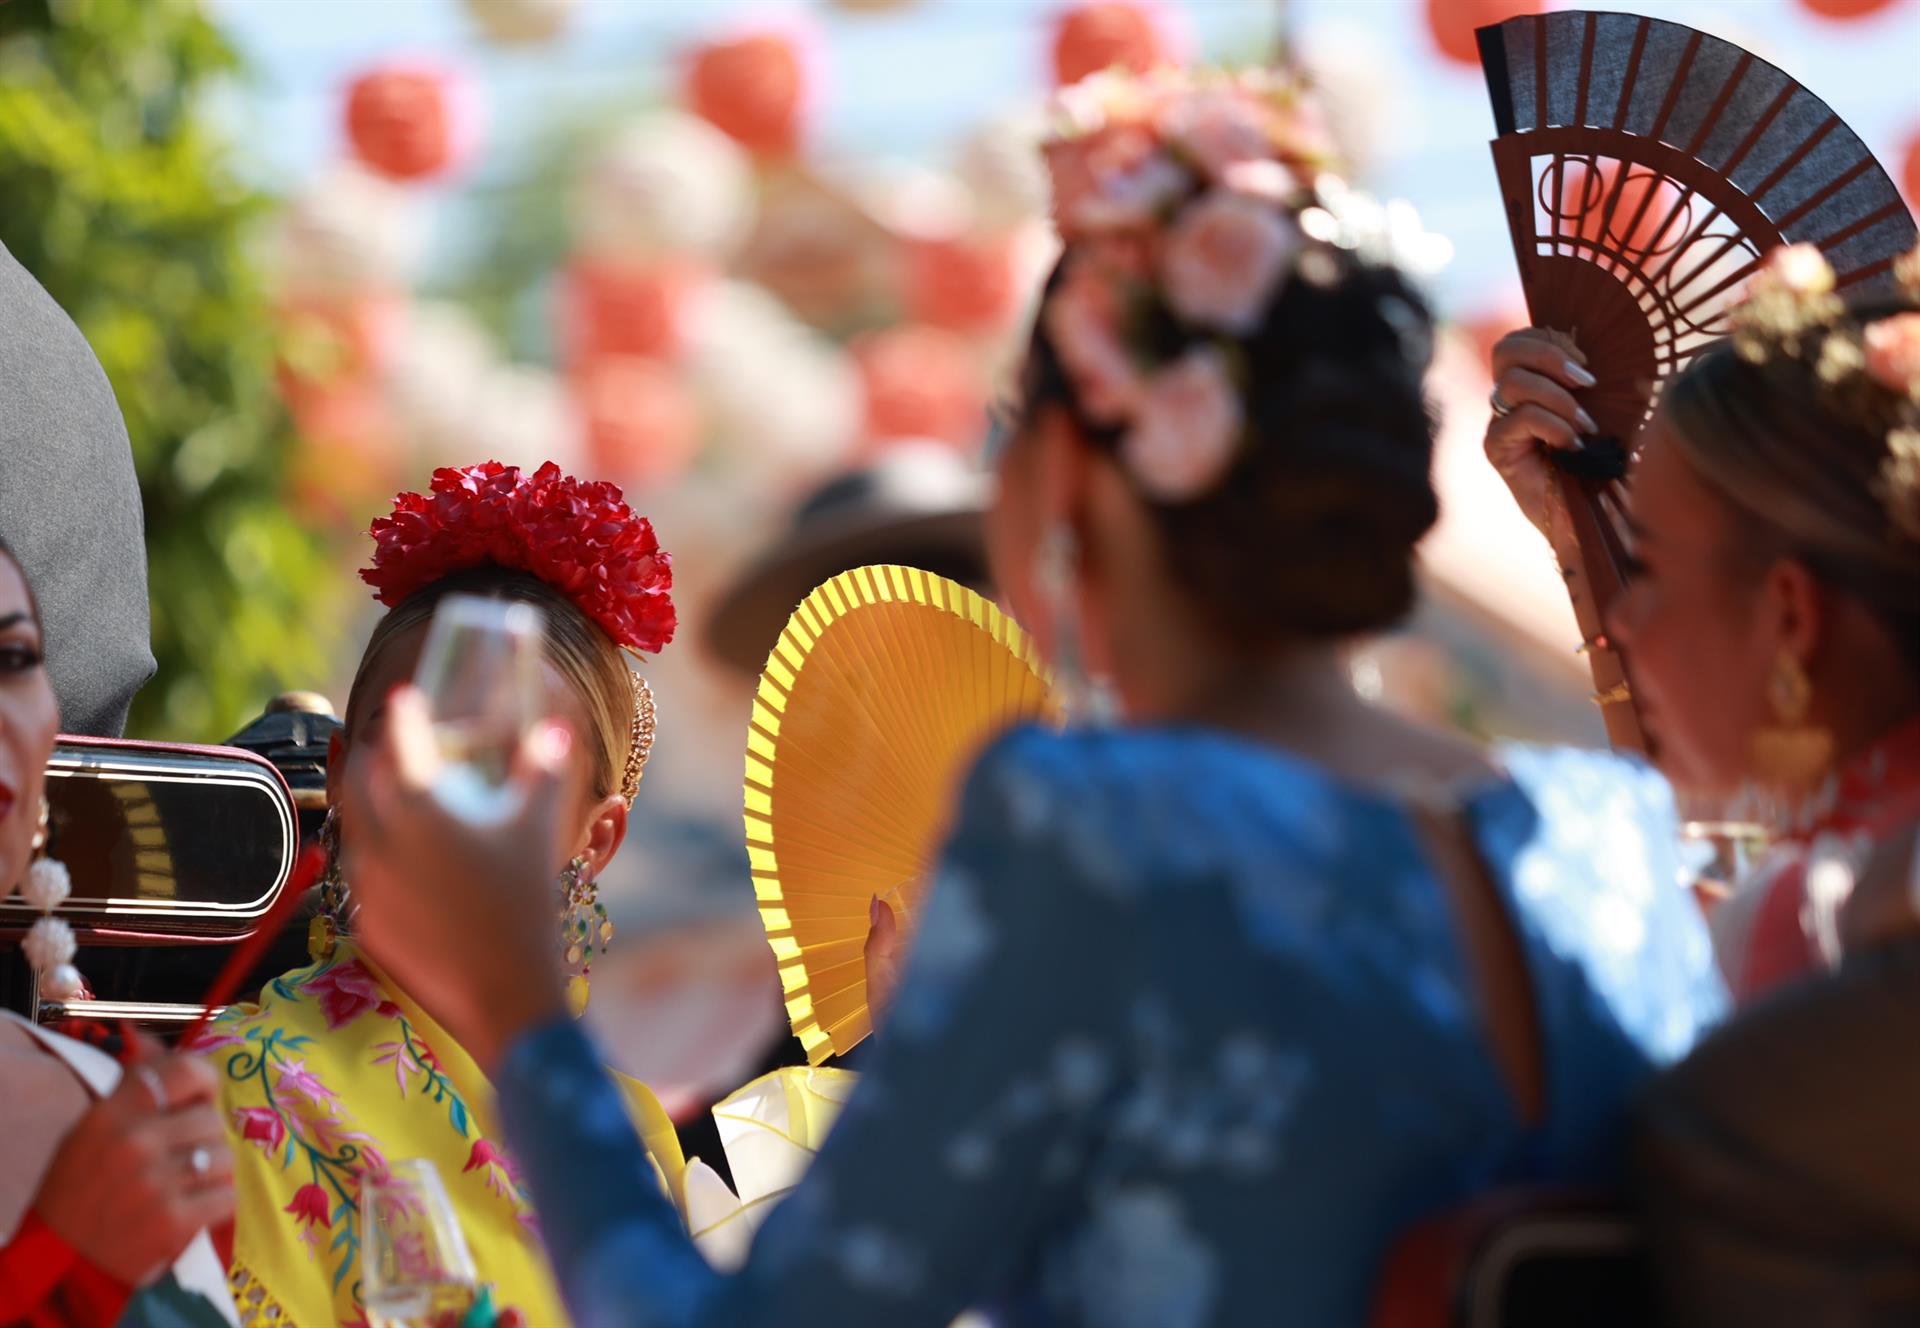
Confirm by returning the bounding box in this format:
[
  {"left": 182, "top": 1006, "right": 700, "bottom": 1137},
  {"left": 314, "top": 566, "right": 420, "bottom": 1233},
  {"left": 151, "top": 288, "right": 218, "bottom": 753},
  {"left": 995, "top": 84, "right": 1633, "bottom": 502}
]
[
  {"left": 1425, "top": 0, "right": 1547, "bottom": 69},
  {"left": 1796, "top": 0, "right": 1902, "bottom": 18},
  {"left": 578, "top": 356, "right": 703, "bottom": 488},
  {"left": 1052, "top": 2, "right": 1171, "bottom": 89},
  {"left": 1902, "top": 131, "right": 1920, "bottom": 210},
  {"left": 854, "top": 326, "right": 985, "bottom": 449},
  {"left": 559, "top": 260, "right": 704, "bottom": 372},
  {"left": 904, "top": 234, "right": 1022, "bottom": 335},
  {"left": 345, "top": 63, "right": 476, "bottom": 183},
  {"left": 685, "top": 30, "right": 808, "bottom": 159}
]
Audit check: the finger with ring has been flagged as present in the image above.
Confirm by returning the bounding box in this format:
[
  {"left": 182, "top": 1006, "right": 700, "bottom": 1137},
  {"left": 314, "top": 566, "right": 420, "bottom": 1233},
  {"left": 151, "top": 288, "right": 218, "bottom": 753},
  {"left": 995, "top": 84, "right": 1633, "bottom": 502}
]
[
  {"left": 189, "top": 1145, "right": 212, "bottom": 1177},
  {"left": 1489, "top": 385, "right": 1516, "bottom": 419}
]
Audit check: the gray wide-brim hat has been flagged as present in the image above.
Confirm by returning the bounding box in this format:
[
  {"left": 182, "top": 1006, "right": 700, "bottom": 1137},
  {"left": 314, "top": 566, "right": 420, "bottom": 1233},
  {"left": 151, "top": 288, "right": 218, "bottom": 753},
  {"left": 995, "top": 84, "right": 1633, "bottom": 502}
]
[{"left": 704, "top": 442, "right": 992, "bottom": 676}]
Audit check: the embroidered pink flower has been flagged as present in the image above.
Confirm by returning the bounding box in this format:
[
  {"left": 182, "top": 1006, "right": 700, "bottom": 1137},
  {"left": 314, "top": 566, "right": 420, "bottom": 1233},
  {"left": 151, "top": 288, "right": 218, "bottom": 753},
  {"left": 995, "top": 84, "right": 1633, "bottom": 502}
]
[
  {"left": 1862, "top": 313, "right": 1920, "bottom": 398},
  {"left": 274, "top": 1057, "right": 341, "bottom": 1113},
  {"left": 285, "top": 1182, "right": 332, "bottom": 1229},
  {"left": 1160, "top": 188, "right": 1296, "bottom": 334},
  {"left": 1121, "top": 346, "right": 1244, "bottom": 502},
  {"left": 233, "top": 1106, "right": 288, "bottom": 1155},
  {"left": 1043, "top": 259, "right": 1143, "bottom": 425},
  {"left": 1157, "top": 88, "right": 1272, "bottom": 181},
  {"left": 1755, "top": 242, "right": 1835, "bottom": 298},
  {"left": 463, "top": 1138, "right": 519, "bottom": 1198},
  {"left": 301, "top": 959, "right": 398, "bottom": 1030}
]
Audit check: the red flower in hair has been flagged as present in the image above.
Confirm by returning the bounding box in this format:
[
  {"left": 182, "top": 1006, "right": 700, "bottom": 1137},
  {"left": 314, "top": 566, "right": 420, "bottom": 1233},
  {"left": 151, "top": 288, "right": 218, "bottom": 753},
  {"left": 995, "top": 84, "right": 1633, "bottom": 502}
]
[{"left": 360, "top": 461, "right": 676, "bottom": 654}]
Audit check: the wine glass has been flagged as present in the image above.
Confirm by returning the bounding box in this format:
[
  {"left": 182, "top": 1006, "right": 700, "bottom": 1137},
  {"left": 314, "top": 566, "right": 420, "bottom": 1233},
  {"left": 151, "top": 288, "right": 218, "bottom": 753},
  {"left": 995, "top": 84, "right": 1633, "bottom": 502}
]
[
  {"left": 413, "top": 594, "right": 545, "bottom": 825},
  {"left": 360, "top": 1159, "right": 480, "bottom": 1328}
]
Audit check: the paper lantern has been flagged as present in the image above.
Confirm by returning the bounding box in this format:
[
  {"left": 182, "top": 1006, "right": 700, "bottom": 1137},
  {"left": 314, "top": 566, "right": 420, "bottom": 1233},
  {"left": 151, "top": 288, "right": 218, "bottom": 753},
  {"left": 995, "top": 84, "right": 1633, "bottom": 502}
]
[
  {"left": 460, "top": 0, "right": 577, "bottom": 44},
  {"left": 344, "top": 62, "right": 478, "bottom": 182},
  {"left": 578, "top": 356, "right": 704, "bottom": 487},
  {"left": 685, "top": 28, "right": 811, "bottom": 159},
  {"left": 385, "top": 301, "right": 495, "bottom": 454},
  {"left": 573, "top": 113, "right": 754, "bottom": 265},
  {"left": 559, "top": 260, "right": 705, "bottom": 371},
  {"left": 689, "top": 281, "right": 860, "bottom": 489},
  {"left": 854, "top": 325, "right": 985, "bottom": 449},
  {"left": 905, "top": 234, "right": 1023, "bottom": 334},
  {"left": 275, "top": 163, "right": 423, "bottom": 298},
  {"left": 465, "top": 367, "right": 586, "bottom": 475},
  {"left": 1425, "top": 0, "right": 1546, "bottom": 69},
  {"left": 959, "top": 106, "right": 1050, "bottom": 227},
  {"left": 1903, "top": 131, "right": 1920, "bottom": 209},
  {"left": 1796, "top": 0, "right": 1903, "bottom": 17},
  {"left": 1051, "top": 2, "right": 1173, "bottom": 89}
]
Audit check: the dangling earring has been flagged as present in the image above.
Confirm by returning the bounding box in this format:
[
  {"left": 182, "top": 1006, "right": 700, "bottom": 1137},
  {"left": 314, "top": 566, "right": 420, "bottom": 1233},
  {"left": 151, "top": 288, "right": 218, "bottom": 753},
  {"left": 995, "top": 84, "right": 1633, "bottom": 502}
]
[
  {"left": 1749, "top": 650, "right": 1834, "bottom": 802},
  {"left": 311, "top": 806, "right": 350, "bottom": 961},
  {"left": 17, "top": 796, "right": 81, "bottom": 1019},
  {"left": 1034, "top": 522, "right": 1116, "bottom": 726},
  {"left": 557, "top": 855, "right": 612, "bottom": 1016}
]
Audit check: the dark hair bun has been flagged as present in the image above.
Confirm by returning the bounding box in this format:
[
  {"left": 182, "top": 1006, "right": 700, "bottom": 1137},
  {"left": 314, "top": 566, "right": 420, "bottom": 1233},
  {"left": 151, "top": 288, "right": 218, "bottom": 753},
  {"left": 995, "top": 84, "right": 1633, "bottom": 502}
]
[{"left": 1027, "top": 257, "right": 1439, "bottom": 646}]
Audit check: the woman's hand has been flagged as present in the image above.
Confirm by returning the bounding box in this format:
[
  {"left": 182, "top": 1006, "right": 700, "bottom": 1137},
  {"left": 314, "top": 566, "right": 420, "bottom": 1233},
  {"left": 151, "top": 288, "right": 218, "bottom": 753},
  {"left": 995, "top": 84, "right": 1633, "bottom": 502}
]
[
  {"left": 34, "top": 1052, "right": 233, "bottom": 1287},
  {"left": 339, "top": 685, "right": 574, "bottom": 1070},
  {"left": 1483, "top": 328, "right": 1598, "bottom": 540}
]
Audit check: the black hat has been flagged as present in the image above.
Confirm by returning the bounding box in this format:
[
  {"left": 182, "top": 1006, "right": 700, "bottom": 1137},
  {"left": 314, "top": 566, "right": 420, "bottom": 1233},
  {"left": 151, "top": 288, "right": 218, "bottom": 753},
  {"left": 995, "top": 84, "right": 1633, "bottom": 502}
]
[{"left": 704, "top": 443, "right": 991, "bottom": 676}]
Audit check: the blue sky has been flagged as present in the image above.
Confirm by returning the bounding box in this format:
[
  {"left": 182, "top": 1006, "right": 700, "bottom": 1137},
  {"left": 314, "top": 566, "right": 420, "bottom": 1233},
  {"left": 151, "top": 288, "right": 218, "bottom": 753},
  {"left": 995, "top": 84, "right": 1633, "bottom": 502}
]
[{"left": 209, "top": 0, "right": 1920, "bottom": 317}]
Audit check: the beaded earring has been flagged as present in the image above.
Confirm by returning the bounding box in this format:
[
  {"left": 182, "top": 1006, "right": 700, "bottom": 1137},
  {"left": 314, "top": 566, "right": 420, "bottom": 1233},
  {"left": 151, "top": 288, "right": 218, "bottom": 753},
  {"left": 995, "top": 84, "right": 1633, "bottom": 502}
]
[{"left": 557, "top": 855, "right": 613, "bottom": 1015}]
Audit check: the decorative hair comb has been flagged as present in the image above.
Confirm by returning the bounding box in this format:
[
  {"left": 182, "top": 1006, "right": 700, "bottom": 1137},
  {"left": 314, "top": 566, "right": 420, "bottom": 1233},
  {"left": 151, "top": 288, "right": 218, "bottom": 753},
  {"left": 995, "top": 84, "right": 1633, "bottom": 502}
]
[{"left": 1476, "top": 9, "right": 1918, "bottom": 752}]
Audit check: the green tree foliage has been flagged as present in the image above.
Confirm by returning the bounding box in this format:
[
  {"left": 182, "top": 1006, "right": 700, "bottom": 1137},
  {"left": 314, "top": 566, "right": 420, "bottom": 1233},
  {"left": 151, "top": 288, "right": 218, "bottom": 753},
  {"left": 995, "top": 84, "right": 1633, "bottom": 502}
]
[{"left": 0, "top": 0, "right": 336, "bottom": 739}]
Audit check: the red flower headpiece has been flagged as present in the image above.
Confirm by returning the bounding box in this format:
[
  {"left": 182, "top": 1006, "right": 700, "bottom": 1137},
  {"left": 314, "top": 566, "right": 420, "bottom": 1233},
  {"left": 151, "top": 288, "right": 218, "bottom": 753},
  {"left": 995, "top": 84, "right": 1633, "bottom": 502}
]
[{"left": 360, "top": 460, "right": 676, "bottom": 654}]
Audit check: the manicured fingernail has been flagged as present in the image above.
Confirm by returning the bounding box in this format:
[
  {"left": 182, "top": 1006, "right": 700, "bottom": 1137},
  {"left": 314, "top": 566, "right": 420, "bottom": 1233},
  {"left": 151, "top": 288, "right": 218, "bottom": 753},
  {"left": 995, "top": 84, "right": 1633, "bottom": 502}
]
[
  {"left": 869, "top": 895, "right": 880, "bottom": 925},
  {"left": 1564, "top": 361, "right": 1597, "bottom": 388},
  {"left": 1576, "top": 407, "right": 1599, "bottom": 434}
]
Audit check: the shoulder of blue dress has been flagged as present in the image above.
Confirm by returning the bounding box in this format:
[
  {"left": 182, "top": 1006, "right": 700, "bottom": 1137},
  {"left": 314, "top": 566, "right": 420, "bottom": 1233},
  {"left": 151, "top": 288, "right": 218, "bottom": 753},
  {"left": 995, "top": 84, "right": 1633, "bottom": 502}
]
[{"left": 1482, "top": 742, "right": 1728, "bottom": 1057}]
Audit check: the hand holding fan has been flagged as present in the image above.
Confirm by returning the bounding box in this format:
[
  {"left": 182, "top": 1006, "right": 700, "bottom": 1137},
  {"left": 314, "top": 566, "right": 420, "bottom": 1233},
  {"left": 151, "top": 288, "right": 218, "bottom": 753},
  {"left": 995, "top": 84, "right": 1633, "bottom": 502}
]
[
  {"left": 1475, "top": 9, "right": 1918, "bottom": 751},
  {"left": 744, "top": 565, "right": 1058, "bottom": 1063}
]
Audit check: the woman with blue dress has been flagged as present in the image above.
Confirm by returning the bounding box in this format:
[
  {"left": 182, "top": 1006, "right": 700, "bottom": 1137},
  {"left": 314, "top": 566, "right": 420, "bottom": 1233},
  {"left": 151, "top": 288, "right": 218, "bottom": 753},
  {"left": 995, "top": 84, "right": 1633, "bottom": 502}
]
[{"left": 339, "top": 68, "right": 1724, "bottom": 1326}]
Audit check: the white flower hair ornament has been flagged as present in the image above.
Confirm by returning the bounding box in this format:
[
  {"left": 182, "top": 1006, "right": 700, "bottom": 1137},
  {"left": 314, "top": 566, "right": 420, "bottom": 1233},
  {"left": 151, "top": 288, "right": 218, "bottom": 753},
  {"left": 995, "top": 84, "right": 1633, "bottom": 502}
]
[{"left": 1038, "top": 67, "right": 1451, "bottom": 504}]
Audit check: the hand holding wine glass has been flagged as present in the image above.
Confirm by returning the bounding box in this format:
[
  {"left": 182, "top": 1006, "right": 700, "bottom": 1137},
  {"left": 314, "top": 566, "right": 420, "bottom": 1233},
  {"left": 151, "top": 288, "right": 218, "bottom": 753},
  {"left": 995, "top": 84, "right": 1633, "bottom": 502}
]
[{"left": 340, "top": 597, "right": 576, "bottom": 1071}]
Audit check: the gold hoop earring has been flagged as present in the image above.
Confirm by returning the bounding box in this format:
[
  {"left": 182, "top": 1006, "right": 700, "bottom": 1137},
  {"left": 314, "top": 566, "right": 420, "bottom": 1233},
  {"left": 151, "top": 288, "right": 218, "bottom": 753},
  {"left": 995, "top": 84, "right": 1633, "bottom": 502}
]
[
  {"left": 310, "top": 806, "right": 349, "bottom": 961},
  {"left": 1750, "top": 651, "right": 1834, "bottom": 793}
]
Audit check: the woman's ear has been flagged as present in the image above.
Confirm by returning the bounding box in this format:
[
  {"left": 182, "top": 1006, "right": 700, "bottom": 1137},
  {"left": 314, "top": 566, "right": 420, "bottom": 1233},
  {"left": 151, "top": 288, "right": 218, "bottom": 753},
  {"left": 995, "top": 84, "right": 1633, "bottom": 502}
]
[
  {"left": 573, "top": 793, "right": 630, "bottom": 883},
  {"left": 1760, "top": 556, "right": 1824, "bottom": 671},
  {"left": 1033, "top": 405, "right": 1092, "bottom": 533},
  {"left": 324, "top": 728, "right": 348, "bottom": 811}
]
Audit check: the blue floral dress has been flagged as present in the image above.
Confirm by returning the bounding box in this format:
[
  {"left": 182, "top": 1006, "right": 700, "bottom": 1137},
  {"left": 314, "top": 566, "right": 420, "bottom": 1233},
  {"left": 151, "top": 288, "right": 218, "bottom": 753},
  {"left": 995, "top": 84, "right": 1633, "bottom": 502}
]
[{"left": 498, "top": 728, "right": 1727, "bottom": 1327}]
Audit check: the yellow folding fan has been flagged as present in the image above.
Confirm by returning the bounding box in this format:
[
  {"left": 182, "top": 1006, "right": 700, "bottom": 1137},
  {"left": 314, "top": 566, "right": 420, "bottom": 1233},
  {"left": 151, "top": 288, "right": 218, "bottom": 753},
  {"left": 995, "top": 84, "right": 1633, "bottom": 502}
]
[{"left": 744, "top": 564, "right": 1058, "bottom": 1063}]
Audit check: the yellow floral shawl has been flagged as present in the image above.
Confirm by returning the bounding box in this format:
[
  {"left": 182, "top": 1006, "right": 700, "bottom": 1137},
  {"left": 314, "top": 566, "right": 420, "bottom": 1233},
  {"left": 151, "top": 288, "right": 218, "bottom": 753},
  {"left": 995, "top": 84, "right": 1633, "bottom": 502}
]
[{"left": 202, "top": 941, "right": 684, "bottom": 1327}]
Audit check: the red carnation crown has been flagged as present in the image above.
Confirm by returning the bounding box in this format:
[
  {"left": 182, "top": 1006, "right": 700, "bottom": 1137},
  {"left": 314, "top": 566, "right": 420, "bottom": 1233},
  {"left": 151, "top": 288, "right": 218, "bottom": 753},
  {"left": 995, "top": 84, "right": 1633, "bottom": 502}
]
[{"left": 360, "top": 460, "right": 676, "bottom": 655}]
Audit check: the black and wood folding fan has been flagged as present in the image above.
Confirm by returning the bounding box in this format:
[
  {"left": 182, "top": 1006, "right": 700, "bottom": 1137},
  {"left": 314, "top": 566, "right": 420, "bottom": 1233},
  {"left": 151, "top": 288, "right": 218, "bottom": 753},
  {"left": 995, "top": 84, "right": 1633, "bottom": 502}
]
[{"left": 1476, "top": 10, "right": 1917, "bottom": 752}]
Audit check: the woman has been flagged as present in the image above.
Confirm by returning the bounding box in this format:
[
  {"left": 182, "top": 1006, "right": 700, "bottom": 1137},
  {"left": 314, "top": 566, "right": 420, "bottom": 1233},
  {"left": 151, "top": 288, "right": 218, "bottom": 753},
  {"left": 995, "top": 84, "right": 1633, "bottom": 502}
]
[
  {"left": 1488, "top": 254, "right": 1920, "bottom": 1321},
  {"left": 202, "top": 463, "right": 688, "bottom": 1327},
  {"left": 0, "top": 536, "right": 236, "bottom": 1325},
  {"left": 340, "top": 69, "right": 1724, "bottom": 1325},
  {"left": 1484, "top": 247, "right": 1920, "bottom": 1002}
]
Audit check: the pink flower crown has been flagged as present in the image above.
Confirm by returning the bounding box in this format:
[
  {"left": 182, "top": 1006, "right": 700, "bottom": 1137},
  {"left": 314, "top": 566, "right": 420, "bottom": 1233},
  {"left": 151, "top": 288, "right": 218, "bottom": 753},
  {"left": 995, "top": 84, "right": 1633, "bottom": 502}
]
[
  {"left": 1736, "top": 243, "right": 1920, "bottom": 543},
  {"left": 360, "top": 460, "right": 676, "bottom": 655},
  {"left": 1039, "top": 67, "right": 1451, "bottom": 504}
]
